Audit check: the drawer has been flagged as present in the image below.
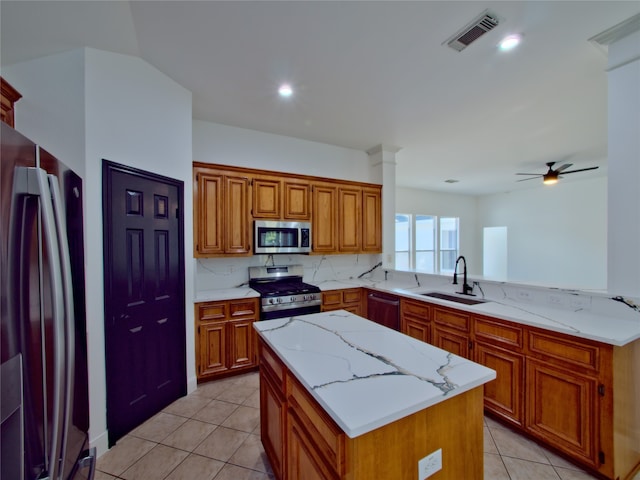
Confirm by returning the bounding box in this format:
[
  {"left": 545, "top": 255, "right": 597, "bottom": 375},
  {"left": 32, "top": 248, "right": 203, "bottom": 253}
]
[
  {"left": 342, "top": 289, "right": 361, "bottom": 304},
  {"left": 434, "top": 307, "right": 469, "bottom": 332},
  {"left": 197, "top": 302, "right": 227, "bottom": 321},
  {"left": 322, "top": 291, "right": 342, "bottom": 307},
  {"left": 528, "top": 330, "right": 601, "bottom": 372},
  {"left": 260, "top": 342, "right": 286, "bottom": 388},
  {"left": 229, "top": 299, "right": 258, "bottom": 318},
  {"left": 287, "top": 376, "right": 345, "bottom": 471},
  {"left": 401, "top": 299, "right": 431, "bottom": 320},
  {"left": 475, "top": 316, "right": 523, "bottom": 349}
]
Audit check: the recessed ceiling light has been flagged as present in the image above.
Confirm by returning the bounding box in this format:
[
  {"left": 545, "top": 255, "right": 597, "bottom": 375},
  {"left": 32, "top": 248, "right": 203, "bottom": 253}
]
[
  {"left": 278, "top": 83, "right": 293, "bottom": 98},
  {"left": 498, "top": 34, "right": 522, "bottom": 51}
]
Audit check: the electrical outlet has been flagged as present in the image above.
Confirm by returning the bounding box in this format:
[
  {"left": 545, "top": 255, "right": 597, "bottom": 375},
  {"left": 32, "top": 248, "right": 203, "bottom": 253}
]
[
  {"left": 418, "top": 449, "right": 442, "bottom": 479},
  {"left": 516, "top": 290, "right": 532, "bottom": 302},
  {"left": 570, "top": 295, "right": 591, "bottom": 311},
  {"left": 548, "top": 293, "right": 566, "bottom": 307}
]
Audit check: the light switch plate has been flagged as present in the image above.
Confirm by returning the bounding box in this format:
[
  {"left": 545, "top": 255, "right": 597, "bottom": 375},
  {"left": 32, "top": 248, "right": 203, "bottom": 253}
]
[{"left": 418, "top": 448, "right": 442, "bottom": 479}]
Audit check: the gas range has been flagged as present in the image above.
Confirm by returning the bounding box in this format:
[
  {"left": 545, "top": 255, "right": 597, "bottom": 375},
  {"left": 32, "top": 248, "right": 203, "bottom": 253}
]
[{"left": 249, "top": 265, "right": 321, "bottom": 320}]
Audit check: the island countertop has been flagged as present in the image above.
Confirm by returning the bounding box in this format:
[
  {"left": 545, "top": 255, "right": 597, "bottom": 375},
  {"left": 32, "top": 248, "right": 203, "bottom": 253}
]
[{"left": 254, "top": 310, "right": 496, "bottom": 438}]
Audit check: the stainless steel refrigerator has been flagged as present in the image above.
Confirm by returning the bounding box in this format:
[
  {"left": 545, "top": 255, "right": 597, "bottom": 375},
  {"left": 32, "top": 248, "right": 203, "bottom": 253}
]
[{"left": 1, "top": 122, "right": 95, "bottom": 479}]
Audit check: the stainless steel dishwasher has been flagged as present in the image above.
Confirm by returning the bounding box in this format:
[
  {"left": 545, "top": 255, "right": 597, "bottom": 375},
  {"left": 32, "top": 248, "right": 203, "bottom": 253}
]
[{"left": 366, "top": 291, "right": 400, "bottom": 330}]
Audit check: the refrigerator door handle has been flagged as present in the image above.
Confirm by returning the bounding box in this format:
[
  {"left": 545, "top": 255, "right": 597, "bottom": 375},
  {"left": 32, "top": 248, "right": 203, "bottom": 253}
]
[
  {"left": 27, "top": 166, "right": 66, "bottom": 480},
  {"left": 48, "top": 172, "right": 76, "bottom": 480},
  {"left": 78, "top": 448, "right": 97, "bottom": 480}
]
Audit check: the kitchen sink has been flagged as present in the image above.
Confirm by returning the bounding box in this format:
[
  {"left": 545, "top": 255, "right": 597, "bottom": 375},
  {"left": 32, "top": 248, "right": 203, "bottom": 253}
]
[{"left": 420, "top": 291, "right": 489, "bottom": 305}]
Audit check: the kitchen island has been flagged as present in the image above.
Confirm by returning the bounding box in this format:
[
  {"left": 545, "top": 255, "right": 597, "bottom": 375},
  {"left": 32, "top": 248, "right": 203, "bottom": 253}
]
[{"left": 254, "top": 310, "right": 496, "bottom": 480}]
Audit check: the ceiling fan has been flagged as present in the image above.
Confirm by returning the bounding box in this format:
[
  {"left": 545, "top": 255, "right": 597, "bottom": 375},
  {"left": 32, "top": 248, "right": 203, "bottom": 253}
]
[{"left": 516, "top": 162, "right": 599, "bottom": 185}]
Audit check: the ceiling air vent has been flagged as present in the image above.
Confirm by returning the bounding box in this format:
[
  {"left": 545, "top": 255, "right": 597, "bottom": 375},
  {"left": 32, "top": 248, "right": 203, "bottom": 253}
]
[{"left": 445, "top": 10, "right": 500, "bottom": 52}]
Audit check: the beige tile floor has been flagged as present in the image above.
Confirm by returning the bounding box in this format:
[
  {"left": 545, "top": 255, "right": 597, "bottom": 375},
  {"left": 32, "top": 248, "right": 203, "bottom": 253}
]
[{"left": 96, "top": 371, "right": 639, "bottom": 480}]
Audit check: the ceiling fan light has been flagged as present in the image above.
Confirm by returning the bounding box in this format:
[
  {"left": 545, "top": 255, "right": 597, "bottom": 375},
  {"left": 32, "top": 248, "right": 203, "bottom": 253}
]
[{"left": 543, "top": 173, "right": 558, "bottom": 185}]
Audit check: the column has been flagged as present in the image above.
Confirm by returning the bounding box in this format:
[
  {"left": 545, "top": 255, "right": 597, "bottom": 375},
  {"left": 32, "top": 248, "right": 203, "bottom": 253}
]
[
  {"left": 591, "top": 14, "right": 640, "bottom": 297},
  {"left": 367, "top": 144, "right": 401, "bottom": 269}
]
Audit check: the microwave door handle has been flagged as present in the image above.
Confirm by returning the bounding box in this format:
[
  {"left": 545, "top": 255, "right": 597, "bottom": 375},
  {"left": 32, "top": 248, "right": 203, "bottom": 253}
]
[
  {"left": 27, "top": 166, "right": 66, "bottom": 480},
  {"left": 48, "top": 172, "right": 76, "bottom": 480}
]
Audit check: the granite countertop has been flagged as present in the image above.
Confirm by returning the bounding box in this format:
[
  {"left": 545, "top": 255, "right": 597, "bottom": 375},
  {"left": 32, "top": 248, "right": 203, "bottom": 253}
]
[
  {"left": 254, "top": 310, "right": 496, "bottom": 438},
  {"left": 194, "top": 287, "right": 259, "bottom": 303},
  {"left": 195, "top": 277, "right": 640, "bottom": 346}
]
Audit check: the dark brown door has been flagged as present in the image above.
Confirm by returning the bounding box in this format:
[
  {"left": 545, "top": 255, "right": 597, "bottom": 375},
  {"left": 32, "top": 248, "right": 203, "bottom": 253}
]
[{"left": 103, "top": 160, "right": 186, "bottom": 445}]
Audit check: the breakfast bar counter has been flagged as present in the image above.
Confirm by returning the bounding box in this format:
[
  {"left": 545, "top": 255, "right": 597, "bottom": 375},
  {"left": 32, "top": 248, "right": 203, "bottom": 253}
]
[{"left": 254, "top": 310, "right": 496, "bottom": 480}]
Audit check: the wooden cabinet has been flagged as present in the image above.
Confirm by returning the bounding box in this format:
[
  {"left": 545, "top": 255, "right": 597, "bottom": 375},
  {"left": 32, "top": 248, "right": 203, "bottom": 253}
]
[
  {"left": 433, "top": 307, "right": 471, "bottom": 359},
  {"left": 259, "top": 342, "right": 287, "bottom": 480},
  {"left": 400, "top": 298, "right": 431, "bottom": 343},
  {"left": 524, "top": 330, "right": 609, "bottom": 472},
  {"left": 322, "top": 288, "right": 363, "bottom": 316},
  {"left": 378, "top": 294, "right": 640, "bottom": 479},
  {"left": 283, "top": 180, "right": 311, "bottom": 220},
  {"left": 193, "top": 163, "right": 381, "bottom": 256},
  {"left": 1, "top": 77, "right": 21, "bottom": 128},
  {"left": 195, "top": 298, "right": 258, "bottom": 381},
  {"left": 526, "top": 358, "right": 599, "bottom": 467},
  {"left": 253, "top": 177, "right": 311, "bottom": 220},
  {"left": 193, "top": 166, "right": 251, "bottom": 257},
  {"left": 258, "top": 335, "right": 486, "bottom": 480},
  {"left": 252, "top": 177, "right": 281, "bottom": 218},
  {"left": 338, "top": 186, "right": 362, "bottom": 252},
  {"left": 361, "top": 186, "right": 382, "bottom": 253},
  {"left": 474, "top": 316, "right": 524, "bottom": 427},
  {"left": 312, "top": 182, "right": 382, "bottom": 255},
  {"left": 312, "top": 183, "right": 338, "bottom": 253}
]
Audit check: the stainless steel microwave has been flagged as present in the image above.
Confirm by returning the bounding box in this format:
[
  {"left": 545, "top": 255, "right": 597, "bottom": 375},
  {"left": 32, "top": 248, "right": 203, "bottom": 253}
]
[{"left": 254, "top": 221, "right": 311, "bottom": 254}]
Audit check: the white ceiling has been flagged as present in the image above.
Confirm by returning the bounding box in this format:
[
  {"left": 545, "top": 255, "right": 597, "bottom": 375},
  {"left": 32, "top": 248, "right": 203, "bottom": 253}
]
[{"left": 2, "top": 1, "right": 638, "bottom": 195}]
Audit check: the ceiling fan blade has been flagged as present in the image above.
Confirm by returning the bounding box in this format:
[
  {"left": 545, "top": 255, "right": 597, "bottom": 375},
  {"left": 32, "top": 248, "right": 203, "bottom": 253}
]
[
  {"left": 516, "top": 176, "right": 541, "bottom": 182},
  {"left": 515, "top": 173, "right": 543, "bottom": 176},
  {"left": 555, "top": 163, "right": 573, "bottom": 173},
  {"left": 561, "top": 166, "right": 600, "bottom": 174}
]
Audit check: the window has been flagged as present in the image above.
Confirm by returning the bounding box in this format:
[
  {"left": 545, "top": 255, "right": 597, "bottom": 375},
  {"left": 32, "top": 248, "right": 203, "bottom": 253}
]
[{"left": 395, "top": 214, "right": 459, "bottom": 273}]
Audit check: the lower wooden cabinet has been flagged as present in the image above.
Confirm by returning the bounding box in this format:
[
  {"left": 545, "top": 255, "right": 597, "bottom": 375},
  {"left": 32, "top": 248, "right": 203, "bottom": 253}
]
[
  {"left": 474, "top": 315, "right": 525, "bottom": 427},
  {"left": 396, "top": 298, "right": 639, "bottom": 480},
  {"left": 321, "top": 288, "right": 363, "bottom": 316},
  {"left": 400, "top": 298, "right": 431, "bottom": 343},
  {"left": 525, "top": 358, "right": 599, "bottom": 467},
  {"left": 260, "top": 368, "right": 286, "bottom": 479},
  {"left": 195, "top": 298, "right": 259, "bottom": 381},
  {"left": 433, "top": 306, "right": 471, "bottom": 359},
  {"left": 475, "top": 342, "right": 524, "bottom": 426}
]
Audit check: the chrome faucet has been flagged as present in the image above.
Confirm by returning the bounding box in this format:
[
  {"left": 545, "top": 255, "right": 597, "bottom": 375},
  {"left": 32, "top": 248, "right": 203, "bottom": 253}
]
[{"left": 453, "top": 255, "right": 474, "bottom": 296}]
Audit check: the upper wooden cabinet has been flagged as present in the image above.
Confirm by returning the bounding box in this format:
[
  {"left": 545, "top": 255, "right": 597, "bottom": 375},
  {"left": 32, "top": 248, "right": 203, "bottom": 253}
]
[
  {"left": 193, "top": 162, "right": 382, "bottom": 256},
  {"left": 1, "top": 77, "right": 22, "bottom": 128},
  {"left": 311, "top": 182, "right": 338, "bottom": 253},
  {"left": 338, "top": 186, "right": 362, "bottom": 253},
  {"left": 253, "top": 177, "right": 281, "bottom": 219},
  {"left": 362, "top": 187, "right": 382, "bottom": 253},
  {"left": 253, "top": 176, "right": 311, "bottom": 220},
  {"left": 193, "top": 166, "right": 251, "bottom": 257},
  {"left": 283, "top": 180, "right": 311, "bottom": 220},
  {"left": 312, "top": 182, "right": 382, "bottom": 255}
]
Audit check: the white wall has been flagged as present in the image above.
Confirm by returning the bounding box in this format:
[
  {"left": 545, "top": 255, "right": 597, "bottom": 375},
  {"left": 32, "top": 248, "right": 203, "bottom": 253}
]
[
  {"left": 607, "top": 28, "right": 640, "bottom": 297},
  {"left": 3, "top": 49, "right": 87, "bottom": 177},
  {"left": 194, "top": 120, "right": 374, "bottom": 182},
  {"left": 5, "top": 48, "right": 194, "bottom": 456},
  {"left": 477, "top": 177, "right": 607, "bottom": 289},
  {"left": 395, "top": 187, "right": 480, "bottom": 274}
]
